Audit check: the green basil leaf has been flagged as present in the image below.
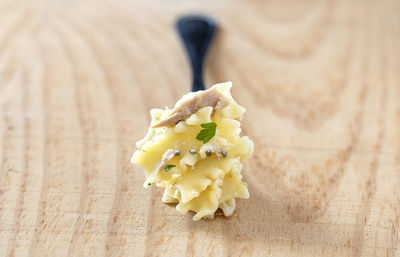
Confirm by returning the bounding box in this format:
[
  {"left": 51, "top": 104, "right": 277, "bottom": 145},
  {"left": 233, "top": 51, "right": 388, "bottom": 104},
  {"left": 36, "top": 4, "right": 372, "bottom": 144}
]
[
  {"left": 164, "top": 164, "right": 176, "bottom": 172},
  {"left": 196, "top": 122, "right": 217, "bottom": 143}
]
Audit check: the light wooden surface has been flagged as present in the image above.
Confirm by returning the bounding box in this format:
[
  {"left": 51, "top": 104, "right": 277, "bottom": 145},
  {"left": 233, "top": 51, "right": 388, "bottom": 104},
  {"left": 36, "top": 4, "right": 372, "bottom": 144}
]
[{"left": 0, "top": 0, "right": 399, "bottom": 256}]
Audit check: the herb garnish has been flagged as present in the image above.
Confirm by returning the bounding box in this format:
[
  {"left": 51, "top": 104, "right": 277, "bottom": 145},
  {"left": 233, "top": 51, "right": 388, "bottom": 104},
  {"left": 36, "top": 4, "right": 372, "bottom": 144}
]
[
  {"left": 164, "top": 165, "right": 176, "bottom": 172},
  {"left": 196, "top": 122, "right": 217, "bottom": 143}
]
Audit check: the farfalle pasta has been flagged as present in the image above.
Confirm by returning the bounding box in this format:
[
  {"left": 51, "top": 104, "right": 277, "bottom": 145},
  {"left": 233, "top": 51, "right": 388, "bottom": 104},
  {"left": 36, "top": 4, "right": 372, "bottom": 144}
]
[{"left": 131, "top": 82, "right": 253, "bottom": 220}]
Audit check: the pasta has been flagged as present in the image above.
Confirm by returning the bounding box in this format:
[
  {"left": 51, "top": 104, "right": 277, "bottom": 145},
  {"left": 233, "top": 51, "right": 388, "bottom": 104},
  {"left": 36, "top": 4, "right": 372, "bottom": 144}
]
[{"left": 131, "top": 82, "right": 254, "bottom": 220}]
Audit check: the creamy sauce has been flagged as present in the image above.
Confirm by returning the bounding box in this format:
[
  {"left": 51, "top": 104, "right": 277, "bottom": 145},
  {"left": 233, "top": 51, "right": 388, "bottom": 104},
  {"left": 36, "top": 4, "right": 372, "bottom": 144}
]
[{"left": 131, "top": 82, "right": 253, "bottom": 220}]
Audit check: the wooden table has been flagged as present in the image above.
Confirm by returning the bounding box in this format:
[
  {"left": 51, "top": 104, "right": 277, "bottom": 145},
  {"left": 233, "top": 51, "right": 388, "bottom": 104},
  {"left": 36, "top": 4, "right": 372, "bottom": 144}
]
[{"left": 0, "top": 0, "right": 399, "bottom": 256}]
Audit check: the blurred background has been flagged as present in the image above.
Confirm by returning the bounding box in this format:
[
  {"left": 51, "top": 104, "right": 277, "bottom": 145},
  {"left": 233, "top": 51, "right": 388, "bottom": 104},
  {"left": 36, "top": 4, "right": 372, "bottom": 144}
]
[{"left": 0, "top": 0, "right": 399, "bottom": 256}]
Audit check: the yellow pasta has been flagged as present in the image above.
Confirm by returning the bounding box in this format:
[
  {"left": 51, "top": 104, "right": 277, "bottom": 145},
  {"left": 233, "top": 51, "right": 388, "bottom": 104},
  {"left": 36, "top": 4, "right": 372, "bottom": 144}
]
[{"left": 131, "top": 82, "right": 253, "bottom": 220}]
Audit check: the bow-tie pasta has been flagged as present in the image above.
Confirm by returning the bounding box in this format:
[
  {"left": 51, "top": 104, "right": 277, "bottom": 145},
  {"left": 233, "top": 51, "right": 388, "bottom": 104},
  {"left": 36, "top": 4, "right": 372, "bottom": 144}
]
[{"left": 131, "top": 82, "right": 254, "bottom": 221}]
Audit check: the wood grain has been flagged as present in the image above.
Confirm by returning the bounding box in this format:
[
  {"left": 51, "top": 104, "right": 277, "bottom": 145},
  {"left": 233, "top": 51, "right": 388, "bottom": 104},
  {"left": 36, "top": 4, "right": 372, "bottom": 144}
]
[{"left": 0, "top": 0, "right": 399, "bottom": 256}]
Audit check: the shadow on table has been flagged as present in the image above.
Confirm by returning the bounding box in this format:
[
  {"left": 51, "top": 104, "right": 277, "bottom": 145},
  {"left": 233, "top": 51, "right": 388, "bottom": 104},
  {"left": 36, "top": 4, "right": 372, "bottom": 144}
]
[{"left": 187, "top": 166, "right": 351, "bottom": 252}]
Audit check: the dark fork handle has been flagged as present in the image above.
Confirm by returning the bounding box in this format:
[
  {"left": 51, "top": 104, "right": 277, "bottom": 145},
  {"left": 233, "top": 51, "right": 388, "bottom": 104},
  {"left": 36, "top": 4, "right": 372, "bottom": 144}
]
[{"left": 176, "top": 15, "right": 217, "bottom": 92}]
